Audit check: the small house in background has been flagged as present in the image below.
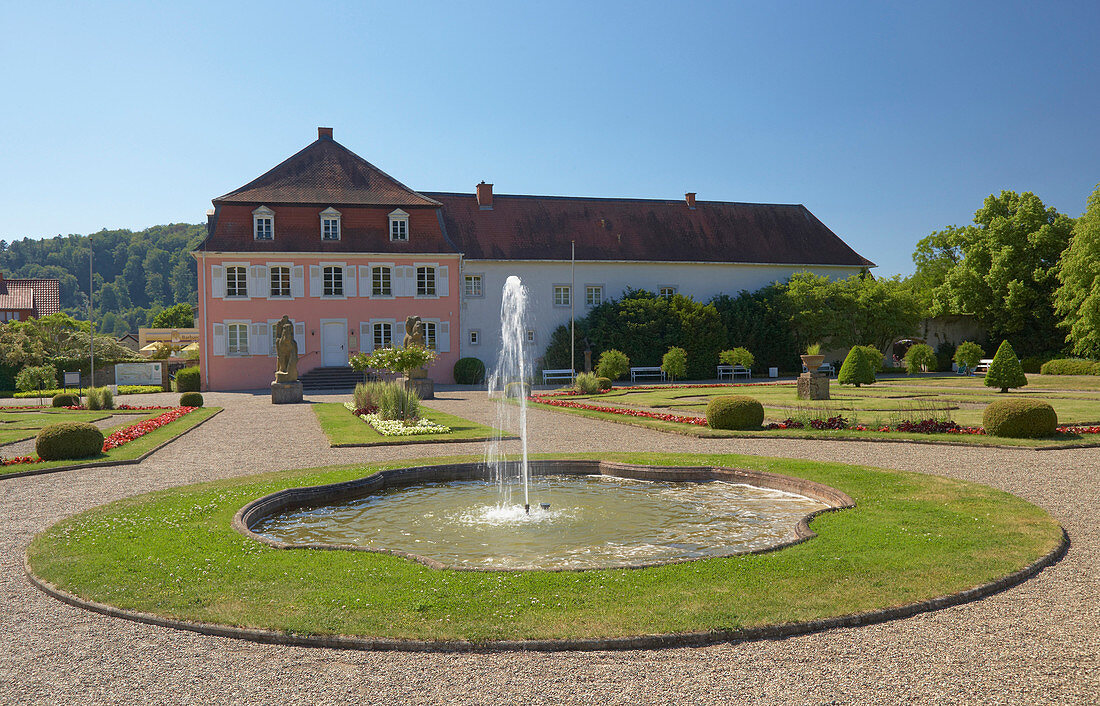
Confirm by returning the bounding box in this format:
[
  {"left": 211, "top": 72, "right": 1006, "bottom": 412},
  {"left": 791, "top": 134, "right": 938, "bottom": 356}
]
[
  {"left": 0, "top": 272, "right": 60, "bottom": 322},
  {"left": 116, "top": 332, "right": 140, "bottom": 351}
]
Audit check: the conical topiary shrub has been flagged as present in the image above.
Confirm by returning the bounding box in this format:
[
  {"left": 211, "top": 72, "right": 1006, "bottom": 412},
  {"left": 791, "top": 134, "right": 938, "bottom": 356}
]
[
  {"left": 984, "top": 340, "right": 1028, "bottom": 393},
  {"left": 838, "top": 346, "right": 876, "bottom": 387}
]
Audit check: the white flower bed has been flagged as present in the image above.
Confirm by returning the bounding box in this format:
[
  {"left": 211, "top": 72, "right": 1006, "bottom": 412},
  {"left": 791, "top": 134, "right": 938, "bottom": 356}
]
[{"left": 362, "top": 412, "right": 451, "bottom": 436}]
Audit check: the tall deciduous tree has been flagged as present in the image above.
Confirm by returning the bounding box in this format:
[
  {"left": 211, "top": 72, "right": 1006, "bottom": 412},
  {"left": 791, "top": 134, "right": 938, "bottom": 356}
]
[
  {"left": 1054, "top": 185, "right": 1100, "bottom": 358},
  {"left": 785, "top": 272, "right": 921, "bottom": 352},
  {"left": 929, "top": 191, "right": 1074, "bottom": 355}
]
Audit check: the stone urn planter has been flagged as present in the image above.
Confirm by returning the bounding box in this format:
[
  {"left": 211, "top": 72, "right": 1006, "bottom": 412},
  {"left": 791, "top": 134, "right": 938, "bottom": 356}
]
[{"left": 800, "top": 354, "right": 825, "bottom": 371}]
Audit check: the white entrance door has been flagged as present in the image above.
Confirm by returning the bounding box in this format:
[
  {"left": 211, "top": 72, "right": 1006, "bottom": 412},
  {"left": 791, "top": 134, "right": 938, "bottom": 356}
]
[{"left": 321, "top": 321, "right": 347, "bottom": 366}]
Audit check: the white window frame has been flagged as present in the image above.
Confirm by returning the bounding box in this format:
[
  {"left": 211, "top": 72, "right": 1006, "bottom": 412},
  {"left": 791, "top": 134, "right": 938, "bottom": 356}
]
[
  {"left": 371, "top": 264, "right": 394, "bottom": 298},
  {"left": 268, "top": 263, "right": 292, "bottom": 299},
  {"left": 253, "top": 206, "right": 274, "bottom": 241},
  {"left": 415, "top": 264, "right": 437, "bottom": 298},
  {"left": 321, "top": 263, "right": 346, "bottom": 299},
  {"left": 224, "top": 263, "right": 249, "bottom": 299},
  {"left": 553, "top": 284, "right": 571, "bottom": 308},
  {"left": 659, "top": 285, "right": 678, "bottom": 297},
  {"left": 388, "top": 209, "right": 409, "bottom": 241},
  {"left": 464, "top": 274, "right": 484, "bottom": 298},
  {"left": 371, "top": 320, "right": 395, "bottom": 351},
  {"left": 226, "top": 320, "right": 250, "bottom": 356},
  {"left": 320, "top": 207, "right": 341, "bottom": 241},
  {"left": 585, "top": 284, "right": 604, "bottom": 308},
  {"left": 526, "top": 329, "right": 536, "bottom": 345},
  {"left": 468, "top": 329, "right": 480, "bottom": 345}
]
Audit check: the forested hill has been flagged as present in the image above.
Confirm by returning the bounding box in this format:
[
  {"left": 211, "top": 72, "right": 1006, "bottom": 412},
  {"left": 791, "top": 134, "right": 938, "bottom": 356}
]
[{"left": 0, "top": 223, "right": 204, "bottom": 336}]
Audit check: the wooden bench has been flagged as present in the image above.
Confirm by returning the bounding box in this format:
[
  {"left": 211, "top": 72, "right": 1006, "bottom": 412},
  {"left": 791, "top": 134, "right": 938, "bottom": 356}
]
[
  {"left": 541, "top": 368, "right": 575, "bottom": 385},
  {"left": 630, "top": 366, "right": 666, "bottom": 383},
  {"left": 718, "top": 364, "right": 751, "bottom": 380}
]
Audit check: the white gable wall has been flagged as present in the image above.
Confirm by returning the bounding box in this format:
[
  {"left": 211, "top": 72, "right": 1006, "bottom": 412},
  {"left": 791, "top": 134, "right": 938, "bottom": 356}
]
[{"left": 458, "top": 260, "right": 866, "bottom": 365}]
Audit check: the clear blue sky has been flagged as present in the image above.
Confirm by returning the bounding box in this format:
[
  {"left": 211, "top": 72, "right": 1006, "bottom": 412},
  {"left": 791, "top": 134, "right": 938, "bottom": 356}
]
[{"left": 2, "top": 0, "right": 1097, "bottom": 276}]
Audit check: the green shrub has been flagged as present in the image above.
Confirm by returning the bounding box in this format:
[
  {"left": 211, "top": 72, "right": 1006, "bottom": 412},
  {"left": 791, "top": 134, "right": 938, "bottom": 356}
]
[
  {"left": 982, "top": 399, "right": 1057, "bottom": 438},
  {"left": 575, "top": 372, "right": 601, "bottom": 394},
  {"left": 661, "top": 347, "right": 687, "bottom": 382},
  {"left": 904, "top": 344, "right": 936, "bottom": 374},
  {"left": 984, "top": 340, "right": 1028, "bottom": 393},
  {"left": 52, "top": 393, "right": 80, "bottom": 408},
  {"left": 36, "top": 422, "right": 105, "bottom": 461},
  {"left": 175, "top": 366, "right": 201, "bottom": 392},
  {"left": 596, "top": 376, "right": 613, "bottom": 391},
  {"left": 352, "top": 381, "right": 387, "bottom": 410},
  {"left": 373, "top": 382, "right": 420, "bottom": 421},
  {"left": 838, "top": 346, "right": 876, "bottom": 387},
  {"left": 86, "top": 386, "right": 114, "bottom": 410},
  {"left": 706, "top": 395, "right": 764, "bottom": 430},
  {"left": 954, "top": 341, "right": 984, "bottom": 372},
  {"left": 935, "top": 342, "right": 956, "bottom": 374},
  {"left": 1039, "top": 358, "right": 1100, "bottom": 375},
  {"left": 16, "top": 365, "right": 57, "bottom": 393},
  {"left": 453, "top": 357, "right": 486, "bottom": 385},
  {"left": 596, "top": 350, "right": 630, "bottom": 380},
  {"left": 719, "top": 347, "right": 754, "bottom": 368},
  {"left": 857, "top": 345, "right": 885, "bottom": 373},
  {"left": 504, "top": 381, "right": 531, "bottom": 398},
  {"left": 1020, "top": 356, "right": 1048, "bottom": 374},
  {"left": 179, "top": 392, "right": 204, "bottom": 407}
]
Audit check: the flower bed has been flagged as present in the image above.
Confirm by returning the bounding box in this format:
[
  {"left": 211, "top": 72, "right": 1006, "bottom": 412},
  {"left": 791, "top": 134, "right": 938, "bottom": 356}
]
[
  {"left": 342, "top": 401, "right": 451, "bottom": 436},
  {"left": 1, "top": 406, "right": 197, "bottom": 466},
  {"left": 536, "top": 382, "right": 793, "bottom": 398},
  {"left": 528, "top": 394, "right": 709, "bottom": 426}
]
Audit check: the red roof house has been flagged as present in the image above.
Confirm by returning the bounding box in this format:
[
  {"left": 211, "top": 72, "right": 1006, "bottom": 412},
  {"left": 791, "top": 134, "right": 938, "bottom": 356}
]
[{"left": 0, "top": 272, "right": 61, "bottom": 322}]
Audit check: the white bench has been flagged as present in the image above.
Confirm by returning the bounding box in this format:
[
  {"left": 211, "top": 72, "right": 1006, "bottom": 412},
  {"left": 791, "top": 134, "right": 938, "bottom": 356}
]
[
  {"left": 973, "top": 359, "right": 994, "bottom": 374},
  {"left": 717, "top": 364, "right": 751, "bottom": 380},
  {"left": 802, "top": 362, "right": 836, "bottom": 377},
  {"left": 630, "top": 366, "right": 666, "bottom": 383},
  {"left": 541, "top": 369, "right": 575, "bottom": 385}
]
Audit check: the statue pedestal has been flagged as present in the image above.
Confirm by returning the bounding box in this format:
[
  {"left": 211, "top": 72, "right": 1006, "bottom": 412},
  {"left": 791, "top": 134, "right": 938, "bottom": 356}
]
[
  {"left": 400, "top": 376, "right": 435, "bottom": 400},
  {"left": 271, "top": 380, "right": 303, "bottom": 404},
  {"left": 796, "top": 373, "right": 830, "bottom": 400}
]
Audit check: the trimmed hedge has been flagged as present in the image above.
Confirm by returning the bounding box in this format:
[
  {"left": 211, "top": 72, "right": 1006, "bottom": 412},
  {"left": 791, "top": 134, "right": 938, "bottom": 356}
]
[
  {"left": 982, "top": 399, "right": 1058, "bottom": 438},
  {"left": 453, "top": 357, "right": 486, "bottom": 385},
  {"left": 1039, "top": 358, "right": 1100, "bottom": 375},
  {"left": 36, "top": 422, "right": 104, "bottom": 461},
  {"left": 175, "top": 366, "right": 201, "bottom": 392},
  {"left": 179, "top": 392, "right": 204, "bottom": 407},
  {"left": 706, "top": 395, "right": 764, "bottom": 430},
  {"left": 596, "top": 376, "right": 613, "bottom": 391},
  {"left": 52, "top": 393, "right": 80, "bottom": 408}
]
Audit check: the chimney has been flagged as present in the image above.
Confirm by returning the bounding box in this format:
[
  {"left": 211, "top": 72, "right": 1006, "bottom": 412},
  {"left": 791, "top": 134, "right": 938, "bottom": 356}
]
[
  {"left": 685, "top": 192, "right": 697, "bottom": 209},
  {"left": 476, "top": 181, "right": 494, "bottom": 210},
  {"left": 318, "top": 127, "right": 334, "bottom": 140}
]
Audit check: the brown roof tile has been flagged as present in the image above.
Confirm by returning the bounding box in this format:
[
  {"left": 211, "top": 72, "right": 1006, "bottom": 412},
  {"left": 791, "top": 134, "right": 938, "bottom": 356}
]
[
  {"left": 213, "top": 135, "right": 441, "bottom": 208},
  {"left": 427, "top": 193, "right": 875, "bottom": 267},
  {"left": 0, "top": 278, "right": 60, "bottom": 316}
]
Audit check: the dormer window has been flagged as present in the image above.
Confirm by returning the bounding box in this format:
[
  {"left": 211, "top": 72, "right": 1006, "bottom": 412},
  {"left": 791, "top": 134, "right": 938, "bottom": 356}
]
[
  {"left": 253, "top": 206, "right": 274, "bottom": 240},
  {"left": 320, "top": 207, "right": 341, "bottom": 241},
  {"left": 388, "top": 209, "right": 409, "bottom": 241}
]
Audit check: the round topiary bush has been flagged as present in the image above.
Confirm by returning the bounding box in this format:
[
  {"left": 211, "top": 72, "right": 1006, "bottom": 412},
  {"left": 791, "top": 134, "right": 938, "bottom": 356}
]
[
  {"left": 596, "top": 376, "right": 612, "bottom": 391},
  {"left": 36, "top": 422, "right": 104, "bottom": 461},
  {"left": 705, "top": 395, "right": 764, "bottom": 430},
  {"left": 179, "top": 392, "right": 204, "bottom": 407},
  {"left": 453, "top": 357, "right": 486, "bottom": 385},
  {"left": 982, "top": 399, "right": 1058, "bottom": 438},
  {"left": 52, "top": 393, "right": 79, "bottom": 408},
  {"left": 175, "top": 366, "right": 201, "bottom": 392}
]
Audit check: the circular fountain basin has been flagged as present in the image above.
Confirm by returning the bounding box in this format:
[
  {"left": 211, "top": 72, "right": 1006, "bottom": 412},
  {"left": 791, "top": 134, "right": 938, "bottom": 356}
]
[{"left": 236, "top": 460, "right": 852, "bottom": 571}]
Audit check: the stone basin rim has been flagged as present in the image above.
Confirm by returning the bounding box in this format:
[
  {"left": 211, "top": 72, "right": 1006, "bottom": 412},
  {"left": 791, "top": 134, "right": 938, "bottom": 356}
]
[{"left": 233, "top": 459, "right": 856, "bottom": 572}]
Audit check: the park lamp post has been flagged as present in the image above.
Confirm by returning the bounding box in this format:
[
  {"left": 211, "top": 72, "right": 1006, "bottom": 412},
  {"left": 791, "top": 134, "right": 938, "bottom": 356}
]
[{"left": 88, "top": 248, "right": 94, "bottom": 387}]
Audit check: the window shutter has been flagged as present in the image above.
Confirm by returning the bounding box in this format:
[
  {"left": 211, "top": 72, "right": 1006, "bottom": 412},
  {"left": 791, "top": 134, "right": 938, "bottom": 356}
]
[
  {"left": 212, "top": 323, "right": 226, "bottom": 356},
  {"left": 437, "top": 265, "right": 449, "bottom": 297},
  {"left": 344, "top": 265, "right": 357, "bottom": 297},
  {"left": 293, "top": 321, "right": 306, "bottom": 354},
  {"left": 211, "top": 265, "right": 225, "bottom": 299},
  {"left": 250, "top": 265, "right": 267, "bottom": 296},
  {"left": 250, "top": 323, "right": 269, "bottom": 355},
  {"left": 360, "top": 321, "right": 371, "bottom": 349},
  {"left": 393, "top": 266, "right": 406, "bottom": 297},
  {"left": 309, "top": 266, "right": 322, "bottom": 297},
  {"left": 437, "top": 321, "right": 450, "bottom": 352},
  {"left": 291, "top": 266, "right": 305, "bottom": 298},
  {"left": 358, "top": 266, "right": 371, "bottom": 298},
  {"left": 402, "top": 265, "right": 416, "bottom": 296}
]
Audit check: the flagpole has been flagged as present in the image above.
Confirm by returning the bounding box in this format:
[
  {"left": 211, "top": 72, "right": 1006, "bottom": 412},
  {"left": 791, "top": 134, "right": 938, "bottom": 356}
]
[
  {"left": 570, "top": 240, "right": 575, "bottom": 383},
  {"left": 89, "top": 247, "right": 94, "bottom": 387}
]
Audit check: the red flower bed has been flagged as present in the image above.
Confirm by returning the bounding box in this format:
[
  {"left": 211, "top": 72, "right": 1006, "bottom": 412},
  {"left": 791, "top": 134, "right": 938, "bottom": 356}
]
[
  {"left": 536, "top": 382, "right": 793, "bottom": 398},
  {"left": 528, "top": 395, "right": 708, "bottom": 425},
  {"left": 1, "top": 406, "right": 197, "bottom": 466}
]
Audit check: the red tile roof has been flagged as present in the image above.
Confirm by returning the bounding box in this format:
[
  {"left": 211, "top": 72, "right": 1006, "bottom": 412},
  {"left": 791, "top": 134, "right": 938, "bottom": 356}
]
[
  {"left": 213, "top": 135, "right": 441, "bottom": 208},
  {"left": 427, "top": 193, "right": 875, "bottom": 267},
  {"left": 0, "top": 277, "right": 61, "bottom": 317}
]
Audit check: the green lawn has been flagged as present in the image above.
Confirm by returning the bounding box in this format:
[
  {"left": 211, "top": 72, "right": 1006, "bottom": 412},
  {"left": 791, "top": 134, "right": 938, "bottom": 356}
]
[
  {"left": 1, "top": 407, "right": 221, "bottom": 476},
  {"left": 27, "top": 452, "right": 1062, "bottom": 644},
  {"left": 313, "top": 403, "right": 509, "bottom": 446}
]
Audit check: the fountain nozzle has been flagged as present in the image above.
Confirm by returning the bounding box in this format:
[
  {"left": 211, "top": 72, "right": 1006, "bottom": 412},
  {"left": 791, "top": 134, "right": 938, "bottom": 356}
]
[
  {"left": 540, "top": 502, "right": 551, "bottom": 511},
  {"left": 524, "top": 503, "right": 530, "bottom": 515}
]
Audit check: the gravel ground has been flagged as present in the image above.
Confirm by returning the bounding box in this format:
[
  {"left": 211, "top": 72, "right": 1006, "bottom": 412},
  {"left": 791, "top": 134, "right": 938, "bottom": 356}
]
[{"left": 1, "top": 389, "right": 1096, "bottom": 705}]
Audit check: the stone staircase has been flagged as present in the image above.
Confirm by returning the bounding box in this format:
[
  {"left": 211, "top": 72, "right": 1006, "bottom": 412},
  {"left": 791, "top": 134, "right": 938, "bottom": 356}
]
[{"left": 298, "top": 366, "right": 365, "bottom": 391}]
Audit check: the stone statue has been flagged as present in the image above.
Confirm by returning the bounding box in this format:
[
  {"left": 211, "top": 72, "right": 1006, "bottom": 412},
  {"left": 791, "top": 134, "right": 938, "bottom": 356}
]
[
  {"left": 274, "top": 315, "right": 299, "bottom": 383},
  {"left": 403, "top": 315, "right": 427, "bottom": 380}
]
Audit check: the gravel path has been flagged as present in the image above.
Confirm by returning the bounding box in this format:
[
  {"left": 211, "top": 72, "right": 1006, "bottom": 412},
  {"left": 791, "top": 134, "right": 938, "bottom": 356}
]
[{"left": 1, "top": 389, "right": 1096, "bottom": 705}]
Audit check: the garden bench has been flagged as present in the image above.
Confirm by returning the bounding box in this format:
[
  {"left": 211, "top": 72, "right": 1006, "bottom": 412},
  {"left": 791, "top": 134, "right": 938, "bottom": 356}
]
[
  {"left": 541, "top": 369, "right": 575, "bottom": 385},
  {"left": 802, "top": 362, "right": 836, "bottom": 377},
  {"left": 716, "top": 364, "right": 733, "bottom": 380},
  {"left": 973, "top": 359, "right": 994, "bottom": 374},
  {"left": 630, "top": 366, "right": 666, "bottom": 383},
  {"left": 717, "top": 364, "right": 752, "bottom": 380}
]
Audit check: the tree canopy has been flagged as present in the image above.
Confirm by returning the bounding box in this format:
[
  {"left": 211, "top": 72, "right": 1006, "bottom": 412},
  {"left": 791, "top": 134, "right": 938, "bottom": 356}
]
[{"left": 1054, "top": 185, "right": 1100, "bottom": 358}]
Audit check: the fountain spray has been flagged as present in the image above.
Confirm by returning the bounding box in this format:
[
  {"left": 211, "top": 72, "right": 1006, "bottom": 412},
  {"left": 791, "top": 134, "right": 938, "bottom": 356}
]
[{"left": 486, "top": 276, "right": 532, "bottom": 513}]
